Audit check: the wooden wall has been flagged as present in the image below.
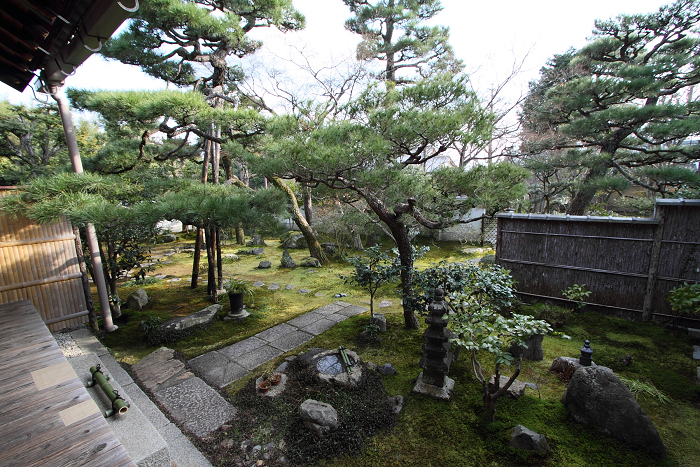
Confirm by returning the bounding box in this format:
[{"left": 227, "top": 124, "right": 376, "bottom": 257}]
[
  {"left": 497, "top": 200, "right": 700, "bottom": 324},
  {"left": 0, "top": 189, "right": 88, "bottom": 331}
]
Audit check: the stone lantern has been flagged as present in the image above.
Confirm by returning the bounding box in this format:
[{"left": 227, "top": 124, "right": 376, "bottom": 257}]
[
  {"left": 413, "top": 288, "right": 455, "bottom": 399},
  {"left": 579, "top": 340, "right": 593, "bottom": 366}
]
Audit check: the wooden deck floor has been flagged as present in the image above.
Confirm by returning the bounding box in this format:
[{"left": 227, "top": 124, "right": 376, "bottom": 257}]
[{"left": 0, "top": 300, "right": 135, "bottom": 467}]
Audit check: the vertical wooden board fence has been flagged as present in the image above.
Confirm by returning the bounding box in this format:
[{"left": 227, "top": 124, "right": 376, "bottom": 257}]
[
  {"left": 0, "top": 189, "right": 88, "bottom": 331},
  {"left": 496, "top": 199, "right": 700, "bottom": 324}
]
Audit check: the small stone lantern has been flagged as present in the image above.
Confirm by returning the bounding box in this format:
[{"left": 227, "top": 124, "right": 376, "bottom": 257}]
[{"left": 579, "top": 340, "right": 593, "bottom": 366}]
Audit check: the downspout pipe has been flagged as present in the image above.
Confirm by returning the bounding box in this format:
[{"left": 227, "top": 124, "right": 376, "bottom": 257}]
[{"left": 50, "top": 85, "right": 117, "bottom": 332}]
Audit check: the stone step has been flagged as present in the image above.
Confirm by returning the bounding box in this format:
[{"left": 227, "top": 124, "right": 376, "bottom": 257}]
[{"left": 68, "top": 353, "right": 170, "bottom": 467}]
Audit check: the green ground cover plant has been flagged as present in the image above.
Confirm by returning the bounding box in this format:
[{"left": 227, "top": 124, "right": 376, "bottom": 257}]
[{"left": 95, "top": 236, "right": 699, "bottom": 466}]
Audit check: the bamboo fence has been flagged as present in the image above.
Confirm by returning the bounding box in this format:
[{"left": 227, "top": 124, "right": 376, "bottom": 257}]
[
  {"left": 496, "top": 199, "right": 700, "bottom": 325},
  {"left": 0, "top": 188, "right": 88, "bottom": 331}
]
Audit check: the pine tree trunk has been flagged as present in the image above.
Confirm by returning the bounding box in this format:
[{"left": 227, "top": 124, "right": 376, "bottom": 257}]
[
  {"left": 567, "top": 163, "right": 610, "bottom": 215},
  {"left": 191, "top": 227, "right": 203, "bottom": 289},
  {"left": 236, "top": 223, "right": 245, "bottom": 245},
  {"left": 270, "top": 177, "right": 326, "bottom": 263},
  {"left": 303, "top": 183, "right": 313, "bottom": 225},
  {"left": 73, "top": 225, "right": 98, "bottom": 332}
]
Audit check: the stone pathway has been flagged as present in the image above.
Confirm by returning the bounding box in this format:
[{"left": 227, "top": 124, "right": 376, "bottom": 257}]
[{"left": 188, "top": 301, "right": 367, "bottom": 389}]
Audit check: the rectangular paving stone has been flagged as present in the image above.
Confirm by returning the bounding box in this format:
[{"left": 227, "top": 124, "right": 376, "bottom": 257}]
[
  {"left": 314, "top": 303, "right": 345, "bottom": 315},
  {"left": 189, "top": 351, "right": 249, "bottom": 388},
  {"left": 98, "top": 352, "right": 134, "bottom": 386},
  {"left": 155, "top": 376, "right": 237, "bottom": 439},
  {"left": 122, "top": 382, "right": 170, "bottom": 430},
  {"left": 255, "top": 323, "right": 297, "bottom": 342},
  {"left": 219, "top": 337, "right": 266, "bottom": 359},
  {"left": 286, "top": 312, "right": 324, "bottom": 328},
  {"left": 268, "top": 330, "right": 315, "bottom": 352},
  {"left": 300, "top": 318, "right": 337, "bottom": 336},
  {"left": 333, "top": 301, "right": 352, "bottom": 307},
  {"left": 338, "top": 305, "right": 368, "bottom": 317},
  {"left": 236, "top": 345, "right": 284, "bottom": 370},
  {"left": 325, "top": 313, "right": 349, "bottom": 323},
  {"left": 69, "top": 328, "right": 110, "bottom": 356}
]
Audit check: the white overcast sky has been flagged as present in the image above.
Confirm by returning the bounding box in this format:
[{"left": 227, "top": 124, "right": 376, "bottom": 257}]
[{"left": 0, "top": 0, "right": 671, "bottom": 106}]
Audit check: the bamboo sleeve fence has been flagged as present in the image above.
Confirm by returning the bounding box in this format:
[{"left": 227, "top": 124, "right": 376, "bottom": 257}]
[
  {"left": 0, "top": 188, "right": 88, "bottom": 331},
  {"left": 496, "top": 199, "right": 700, "bottom": 327}
]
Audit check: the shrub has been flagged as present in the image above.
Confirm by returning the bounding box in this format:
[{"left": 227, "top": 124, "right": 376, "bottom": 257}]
[{"left": 667, "top": 282, "right": 700, "bottom": 318}]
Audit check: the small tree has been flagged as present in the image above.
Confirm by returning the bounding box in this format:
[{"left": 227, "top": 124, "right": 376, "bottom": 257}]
[
  {"left": 341, "top": 246, "right": 400, "bottom": 317},
  {"left": 448, "top": 265, "right": 552, "bottom": 421}
]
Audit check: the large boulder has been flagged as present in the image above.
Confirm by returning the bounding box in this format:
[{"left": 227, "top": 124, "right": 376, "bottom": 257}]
[
  {"left": 126, "top": 288, "right": 149, "bottom": 310},
  {"left": 562, "top": 366, "right": 666, "bottom": 458},
  {"left": 161, "top": 305, "right": 222, "bottom": 334},
  {"left": 258, "top": 261, "right": 272, "bottom": 269},
  {"left": 161, "top": 233, "right": 177, "bottom": 243},
  {"left": 299, "top": 399, "right": 338, "bottom": 438},
  {"left": 281, "top": 232, "right": 307, "bottom": 249},
  {"left": 280, "top": 249, "right": 296, "bottom": 268}
]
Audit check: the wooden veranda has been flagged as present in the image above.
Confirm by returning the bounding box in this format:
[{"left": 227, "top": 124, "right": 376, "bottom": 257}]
[{"left": 0, "top": 300, "right": 135, "bottom": 467}]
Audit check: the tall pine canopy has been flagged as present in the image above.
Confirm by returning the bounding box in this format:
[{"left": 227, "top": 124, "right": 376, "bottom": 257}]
[{"left": 521, "top": 0, "right": 700, "bottom": 214}]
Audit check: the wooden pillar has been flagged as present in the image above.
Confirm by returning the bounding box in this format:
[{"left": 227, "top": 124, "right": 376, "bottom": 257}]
[{"left": 642, "top": 205, "right": 666, "bottom": 321}]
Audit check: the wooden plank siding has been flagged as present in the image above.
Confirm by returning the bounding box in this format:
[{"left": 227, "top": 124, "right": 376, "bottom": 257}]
[
  {"left": 496, "top": 200, "right": 700, "bottom": 324},
  {"left": 0, "top": 300, "right": 135, "bottom": 467},
  {"left": 0, "top": 188, "right": 88, "bottom": 331}
]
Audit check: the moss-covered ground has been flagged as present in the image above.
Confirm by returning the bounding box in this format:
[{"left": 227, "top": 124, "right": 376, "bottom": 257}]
[{"left": 94, "top": 235, "right": 699, "bottom": 466}]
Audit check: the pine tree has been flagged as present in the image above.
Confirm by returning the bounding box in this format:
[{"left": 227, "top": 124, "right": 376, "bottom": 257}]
[{"left": 521, "top": 0, "right": 700, "bottom": 215}]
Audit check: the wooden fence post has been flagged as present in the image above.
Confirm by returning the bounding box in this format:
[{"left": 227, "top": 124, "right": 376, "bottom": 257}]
[{"left": 642, "top": 205, "right": 666, "bottom": 321}]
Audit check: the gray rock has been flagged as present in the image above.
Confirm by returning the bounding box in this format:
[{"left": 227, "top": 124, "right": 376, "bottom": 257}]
[
  {"left": 334, "top": 293, "right": 347, "bottom": 298},
  {"left": 378, "top": 363, "right": 396, "bottom": 375},
  {"left": 370, "top": 313, "right": 387, "bottom": 332},
  {"left": 252, "top": 281, "right": 265, "bottom": 287},
  {"left": 161, "top": 233, "right": 177, "bottom": 243},
  {"left": 387, "top": 395, "right": 404, "bottom": 414},
  {"left": 126, "top": 288, "right": 149, "bottom": 311},
  {"left": 510, "top": 425, "right": 550, "bottom": 453},
  {"left": 378, "top": 300, "right": 393, "bottom": 308},
  {"left": 161, "top": 305, "right": 221, "bottom": 333},
  {"left": 322, "top": 243, "right": 337, "bottom": 255},
  {"left": 299, "top": 399, "right": 338, "bottom": 438},
  {"left": 258, "top": 261, "right": 272, "bottom": 269},
  {"left": 222, "top": 253, "right": 239, "bottom": 262},
  {"left": 281, "top": 249, "right": 296, "bottom": 268},
  {"left": 510, "top": 334, "right": 544, "bottom": 361},
  {"left": 247, "top": 234, "right": 267, "bottom": 246},
  {"left": 562, "top": 366, "right": 666, "bottom": 458},
  {"left": 268, "top": 283, "right": 280, "bottom": 291},
  {"left": 488, "top": 375, "right": 527, "bottom": 398},
  {"left": 285, "top": 284, "right": 296, "bottom": 290},
  {"left": 251, "top": 247, "right": 265, "bottom": 255},
  {"left": 300, "top": 257, "right": 322, "bottom": 268},
  {"left": 282, "top": 232, "right": 307, "bottom": 249},
  {"left": 298, "top": 289, "right": 310, "bottom": 294}
]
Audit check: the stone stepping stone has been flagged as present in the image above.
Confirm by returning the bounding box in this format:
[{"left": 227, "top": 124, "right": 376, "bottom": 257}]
[
  {"left": 286, "top": 312, "right": 324, "bottom": 328},
  {"left": 253, "top": 281, "right": 265, "bottom": 287},
  {"left": 268, "top": 283, "right": 280, "bottom": 291},
  {"left": 314, "top": 303, "right": 345, "bottom": 315},
  {"left": 167, "top": 278, "right": 182, "bottom": 282},
  {"left": 255, "top": 323, "right": 296, "bottom": 342},
  {"left": 298, "top": 288, "right": 310, "bottom": 294},
  {"left": 236, "top": 345, "right": 284, "bottom": 371},
  {"left": 268, "top": 330, "right": 315, "bottom": 352},
  {"left": 300, "top": 318, "right": 337, "bottom": 336},
  {"left": 155, "top": 377, "right": 237, "bottom": 438},
  {"left": 219, "top": 337, "right": 266, "bottom": 359},
  {"left": 189, "top": 351, "right": 248, "bottom": 388},
  {"left": 285, "top": 284, "right": 296, "bottom": 290},
  {"left": 379, "top": 300, "right": 393, "bottom": 308},
  {"left": 314, "top": 293, "right": 324, "bottom": 297},
  {"left": 338, "top": 305, "right": 368, "bottom": 317},
  {"left": 693, "top": 345, "right": 700, "bottom": 360}
]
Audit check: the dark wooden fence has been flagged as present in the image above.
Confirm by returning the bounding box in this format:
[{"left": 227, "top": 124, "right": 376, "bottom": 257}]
[{"left": 496, "top": 199, "right": 700, "bottom": 326}]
